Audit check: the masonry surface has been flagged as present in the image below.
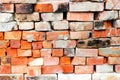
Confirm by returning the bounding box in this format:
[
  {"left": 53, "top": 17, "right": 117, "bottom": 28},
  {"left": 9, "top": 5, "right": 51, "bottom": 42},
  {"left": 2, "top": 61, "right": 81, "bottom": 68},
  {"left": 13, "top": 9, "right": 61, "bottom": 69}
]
[{"left": 0, "top": 0, "right": 120, "bottom": 80}]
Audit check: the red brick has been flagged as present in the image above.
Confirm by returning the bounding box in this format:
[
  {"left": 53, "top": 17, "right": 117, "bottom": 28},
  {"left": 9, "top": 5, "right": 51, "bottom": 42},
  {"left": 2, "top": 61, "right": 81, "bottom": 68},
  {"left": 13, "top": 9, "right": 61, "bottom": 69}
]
[
  {"left": 60, "top": 57, "right": 71, "bottom": 65},
  {"left": 10, "top": 40, "right": 20, "bottom": 48},
  {"left": 61, "top": 65, "right": 73, "bottom": 73},
  {"left": 0, "top": 65, "right": 11, "bottom": 74},
  {"left": 42, "top": 41, "right": 52, "bottom": 48},
  {"left": 71, "top": 57, "right": 85, "bottom": 65},
  {"left": 67, "top": 12, "right": 94, "bottom": 21},
  {"left": 75, "top": 65, "right": 94, "bottom": 74},
  {"left": 5, "top": 31, "right": 22, "bottom": 40},
  {"left": 40, "top": 49, "right": 51, "bottom": 57},
  {"left": 42, "top": 65, "right": 63, "bottom": 74},
  {"left": 0, "top": 32, "right": 3, "bottom": 40},
  {"left": 44, "top": 57, "right": 59, "bottom": 65},
  {"left": 27, "top": 66, "right": 41, "bottom": 76},
  {"left": 0, "top": 40, "right": 9, "bottom": 48},
  {"left": 11, "top": 57, "right": 28, "bottom": 65},
  {"left": 12, "top": 65, "right": 27, "bottom": 74},
  {"left": 0, "top": 49, "right": 6, "bottom": 57},
  {"left": 87, "top": 57, "right": 105, "bottom": 65},
  {"left": 21, "top": 40, "right": 31, "bottom": 49},
  {"left": 117, "top": 29, "right": 120, "bottom": 36},
  {"left": 104, "top": 21, "right": 112, "bottom": 29},
  {"left": 47, "top": 31, "right": 69, "bottom": 40},
  {"left": 32, "top": 50, "right": 41, "bottom": 58},
  {"left": 17, "top": 49, "right": 32, "bottom": 57},
  {"left": 52, "top": 49, "right": 63, "bottom": 57},
  {"left": 1, "top": 56, "right": 11, "bottom": 65},
  {"left": 0, "top": 4, "right": 14, "bottom": 13},
  {"left": 7, "top": 48, "right": 17, "bottom": 57},
  {"left": 32, "top": 42, "right": 42, "bottom": 50},
  {"left": 15, "top": 4, "right": 33, "bottom": 13},
  {"left": 115, "top": 65, "right": 120, "bottom": 72}
]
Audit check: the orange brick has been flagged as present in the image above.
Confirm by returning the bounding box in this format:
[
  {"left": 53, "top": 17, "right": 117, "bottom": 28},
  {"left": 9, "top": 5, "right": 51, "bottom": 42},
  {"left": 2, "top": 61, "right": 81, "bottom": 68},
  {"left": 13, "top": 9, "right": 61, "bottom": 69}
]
[
  {"left": 40, "top": 49, "right": 51, "bottom": 57},
  {"left": 27, "top": 66, "right": 41, "bottom": 77},
  {"left": 117, "top": 29, "right": 120, "bottom": 36},
  {"left": 75, "top": 65, "right": 94, "bottom": 74},
  {"left": 32, "top": 42, "right": 42, "bottom": 50},
  {"left": 67, "top": 12, "right": 94, "bottom": 21},
  {"left": 42, "top": 65, "right": 63, "bottom": 74},
  {"left": 12, "top": 65, "right": 27, "bottom": 74},
  {"left": 10, "top": 40, "right": 20, "bottom": 48},
  {"left": 87, "top": 57, "right": 105, "bottom": 65},
  {"left": 32, "top": 50, "right": 41, "bottom": 57},
  {"left": 52, "top": 49, "right": 63, "bottom": 57},
  {"left": 104, "top": 21, "right": 112, "bottom": 29},
  {"left": 11, "top": 57, "right": 28, "bottom": 65},
  {"left": 0, "top": 49, "right": 6, "bottom": 57},
  {"left": 71, "top": 57, "right": 85, "bottom": 65},
  {"left": 5, "top": 31, "right": 22, "bottom": 40},
  {"left": 108, "top": 57, "right": 120, "bottom": 64},
  {"left": 47, "top": 31, "right": 69, "bottom": 40},
  {"left": 0, "top": 65, "right": 11, "bottom": 74},
  {"left": 17, "top": 49, "right": 32, "bottom": 57},
  {"left": 42, "top": 41, "right": 52, "bottom": 48},
  {"left": 44, "top": 57, "right": 59, "bottom": 65},
  {"left": 21, "top": 40, "right": 31, "bottom": 49},
  {"left": 6, "top": 48, "right": 17, "bottom": 57},
  {"left": 61, "top": 65, "right": 73, "bottom": 73},
  {"left": 0, "top": 40, "right": 9, "bottom": 48},
  {"left": 35, "top": 3, "right": 53, "bottom": 12},
  {"left": 1, "top": 56, "right": 11, "bottom": 65},
  {"left": 0, "top": 4, "right": 14, "bottom": 13},
  {"left": 0, "top": 32, "right": 3, "bottom": 40},
  {"left": 60, "top": 57, "right": 71, "bottom": 65}
]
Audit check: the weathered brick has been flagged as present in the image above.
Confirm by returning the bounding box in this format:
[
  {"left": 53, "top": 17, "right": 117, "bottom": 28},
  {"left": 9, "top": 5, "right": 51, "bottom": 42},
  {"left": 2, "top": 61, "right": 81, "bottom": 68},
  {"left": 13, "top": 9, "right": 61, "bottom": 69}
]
[
  {"left": 44, "top": 57, "right": 59, "bottom": 65},
  {"left": 0, "top": 4, "right": 14, "bottom": 13},
  {"left": 32, "top": 42, "right": 42, "bottom": 50},
  {"left": 40, "top": 49, "right": 51, "bottom": 57},
  {"left": 32, "top": 50, "right": 41, "bottom": 57},
  {"left": 12, "top": 65, "right": 27, "bottom": 74},
  {"left": 111, "top": 37, "right": 120, "bottom": 45},
  {"left": 0, "top": 13, "right": 13, "bottom": 22},
  {"left": 96, "top": 64, "right": 113, "bottom": 73},
  {"left": 53, "top": 40, "right": 76, "bottom": 48},
  {"left": 0, "top": 65, "right": 11, "bottom": 74},
  {"left": 108, "top": 57, "right": 120, "bottom": 64},
  {"left": 41, "top": 13, "right": 63, "bottom": 21},
  {"left": 99, "top": 47, "right": 120, "bottom": 57},
  {"left": 15, "top": 4, "right": 33, "bottom": 13},
  {"left": 21, "top": 40, "right": 31, "bottom": 49},
  {"left": 47, "top": 31, "right": 69, "bottom": 40},
  {"left": 95, "top": 11, "right": 118, "bottom": 20},
  {"left": 114, "top": 20, "right": 120, "bottom": 28},
  {"left": 71, "top": 57, "right": 85, "bottom": 65},
  {"left": 70, "top": 2, "right": 103, "bottom": 12},
  {"left": 0, "top": 21, "right": 17, "bottom": 32},
  {"left": 58, "top": 74, "right": 91, "bottom": 80},
  {"left": 15, "top": 12, "right": 40, "bottom": 21},
  {"left": 70, "top": 0, "right": 103, "bottom": 2},
  {"left": 61, "top": 65, "right": 73, "bottom": 73},
  {"left": 64, "top": 48, "right": 75, "bottom": 56},
  {"left": 115, "top": 65, "right": 120, "bottom": 72},
  {"left": 42, "top": 41, "right": 52, "bottom": 48},
  {"left": 23, "top": 31, "right": 45, "bottom": 42},
  {"left": 75, "top": 65, "right": 94, "bottom": 74},
  {"left": 52, "top": 49, "right": 63, "bottom": 57},
  {"left": 52, "top": 20, "right": 69, "bottom": 30},
  {"left": 0, "top": 0, "right": 37, "bottom": 3},
  {"left": 10, "top": 40, "right": 20, "bottom": 48},
  {"left": 18, "top": 49, "right": 32, "bottom": 57},
  {"left": 7, "top": 48, "right": 17, "bottom": 57},
  {"left": 19, "top": 22, "right": 34, "bottom": 30},
  {"left": 60, "top": 57, "right": 71, "bottom": 65},
  {"left": 0, "top": 49, "right": 6, "bottom": 57},
  {"left": 67, "top": 12, "right": 94, "bottom": 21},
  {"left": 0, "top": 32, "right": 3, "bottom": 40},
  {"left": 1, "top": 56, "right": 11, "bottom": 65},
  {"left": 76, "top": 48, "right": 98, "bottom": 57},
  {"left": 5, "top": 31, "right": 22, "bottom": 40},
  {"left": 70, "top": 22, "right": 93, "bottom": 31},
  {"left": 28, "top": 58, "right": 43, "bottom": 66},
  {"left": 70, "top": 31, "right": 91, "bottom": 39},
  {"left": 0, "top": 40, "right": 9, "bottom": 48},
  {"left": 35, "top": 21, "right": 51, "bottom": 31}
]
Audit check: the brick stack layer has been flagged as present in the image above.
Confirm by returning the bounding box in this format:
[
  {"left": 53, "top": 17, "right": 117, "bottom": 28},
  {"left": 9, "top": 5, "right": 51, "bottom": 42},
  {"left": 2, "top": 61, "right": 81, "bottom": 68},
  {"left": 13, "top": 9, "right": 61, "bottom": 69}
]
[{"left": 0, "top": 0, "right": 120, "bottom": 80}]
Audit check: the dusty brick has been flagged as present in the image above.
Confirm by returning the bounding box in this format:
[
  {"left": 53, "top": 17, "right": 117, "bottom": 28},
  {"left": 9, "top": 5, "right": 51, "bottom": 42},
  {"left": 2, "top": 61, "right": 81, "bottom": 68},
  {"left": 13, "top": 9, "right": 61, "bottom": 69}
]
[
  {"left": 115, "top": 65, "right": 120, "bottom": 72},
  {"left": 0, "top": 0, "right": 37, "bottom": 3},
  {"left": 15, "top": 4, "right": 33, "bottom": 13},
  {"left": 28, "top": 58, "right": 43, "bottom": 66},
  {"left": 32, "top": 42, "right": 42, "bottom": 50},
  {"left": 96, "top": 11, "right": 118, "bottom": 20},
  {"left": 10, "top": 40, "right": 20, "bottom": 48},
  {"left": 71, "top": 0, "right": 103, "bottom": 1},
  {"left": 87, "top": 57, "right": 105, "bottom": 65},
  {"left": 6, "top": 48, "right": 17, "bottom": 57},
  {"left": 15, "top": 12, "right": 40, "bottom": 21},
  {"left": 52, "top": 20, "right": 69, "bottom": 30},
  {"left": 23, "top": 31, "right": 45, "bottom": 42},
  {"left": 71, "top": 57, "right": 85, "bottom": 65},
  {"left": 0, "top": 13, "right": 13, "bottom": 22},
  {"left": 70, "top": 22, "right": 93, "bottom": 31},
  {"left": 61, "top": 65, "right": 73, "bottom": 73},
  {"left": 0, "top": 65, "right": 11, "bottom": 74},
  {"left": 0, "top": 40, "right": 9, "bottom": 48},
  {"left": 18, "top": 49, "right": 32, "bottom": 57},
  {"left": 35, "top": 21, "right": 51, "bottom": 31},
  {"left": 70, "top": 2, "right": 103, "bottom": 12},
  {"left": 44, "top": 57, "right": 59, "bottom": 65},
  {"left": 114, "top": 20, "right": 120, "bottom": 28},
  {"left": 96, "top": 64, "right": 113, "bottom": 73},
  {"left": 52, "top": 49, "right": 63, "bottom": 57},
  {"left": 0, "top": 4, "right": 14, "bottom": 13},
  {"left": 19, "top": 22, "right": 34, "bottom": 30},
  {"left": 47, "top": 31, "right": 69, "bottom": 40},
  {"left": 70, "top": 31, "right": 90, "bottom": 39},
  {"left": 41, "top": 13, "right": 63, "bottom": 21},
  {"left": 5, "top": 31, "right": 22, "bottom": 40},
  {"left": 0, "top": 49, "right": 6, "bottom": 57},
  {"left": 111, "top": 37, "right": 120, "bottom": 45},
  {"left": 42, "top": 41, "right": 52, "bottom": 48},
  {"left": 60, "top": 57, "right": 71, "bottom": 65},
  {"left": 32, "top": 50, "right": 41, "bottom": 58},
  {"left": 12, "top": 65, "right": 27, "bottom": 74},
  {"left": 67, "top": 12, "right": 94, "bottom": 21},
  {"left": 42, "top": 65, "right": 63, "bottom": 74},
  {"left": 64, "top": 48, "right": 74, "bottom": 57},
  {"left": 53, "top": 40, "right": 76, "bottom": 48},
  {"left": 1, "top": 56, "right": 11, "bottom": 65},
  {"left": 40, "top": 49, "right": 51, "bottom": 57},
  {"left": 27, "top": 66, "right": 41, "bottom": 77},
  {"left": 108, "top": 57, "right": 120, "bottom": 64},
  {"left": 75, "top": 65, "right": 94, "bottom": 74},
  {"left": 21, "top": 40, "right": 31, "bottom": 49}
]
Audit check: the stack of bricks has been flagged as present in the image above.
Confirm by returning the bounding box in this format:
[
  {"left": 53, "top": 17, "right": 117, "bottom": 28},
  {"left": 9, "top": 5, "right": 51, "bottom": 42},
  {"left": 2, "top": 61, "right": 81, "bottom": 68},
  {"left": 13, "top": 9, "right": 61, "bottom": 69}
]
[{"left": 0, "top": 0, "right": 120, "bottom": 80}]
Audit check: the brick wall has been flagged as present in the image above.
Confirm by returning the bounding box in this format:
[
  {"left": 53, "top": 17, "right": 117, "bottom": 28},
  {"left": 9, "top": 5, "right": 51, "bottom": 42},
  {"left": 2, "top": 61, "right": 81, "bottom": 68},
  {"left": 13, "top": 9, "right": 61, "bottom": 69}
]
[{"left": 0, "top": 0, "right": 120, "bottom": 80}]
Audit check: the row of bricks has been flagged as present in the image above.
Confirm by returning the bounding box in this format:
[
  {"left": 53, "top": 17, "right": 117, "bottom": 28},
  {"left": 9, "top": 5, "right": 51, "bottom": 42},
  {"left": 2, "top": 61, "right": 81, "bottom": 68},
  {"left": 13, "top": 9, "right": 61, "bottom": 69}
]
[{"left": 0, "top": 0, "right": 120, "bottom": 13}]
